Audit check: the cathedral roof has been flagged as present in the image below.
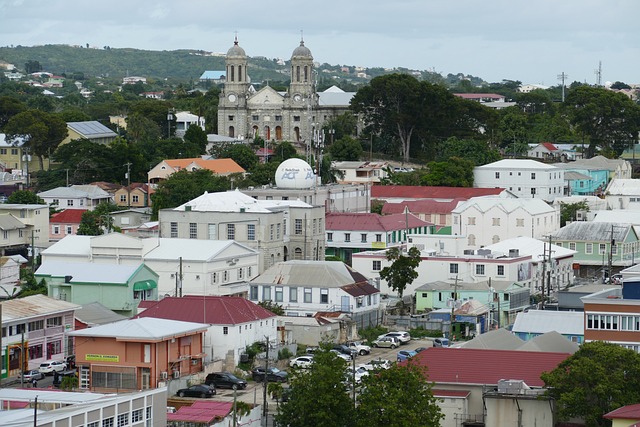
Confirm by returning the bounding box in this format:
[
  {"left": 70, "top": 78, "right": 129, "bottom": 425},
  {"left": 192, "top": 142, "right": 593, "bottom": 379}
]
[
  {"left": 226, "top": 38, "right": 246, "bottom": 58},
  {"left": 291, "top": 40, "right": 312, "bottom": 59}
]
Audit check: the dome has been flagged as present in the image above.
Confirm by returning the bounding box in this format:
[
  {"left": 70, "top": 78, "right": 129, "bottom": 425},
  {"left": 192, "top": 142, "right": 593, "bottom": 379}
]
[
  {"left": 291, "top": 40, "right": 313, "bottom": 60},
  {"left": 226, "top": 38, "right": 246, "bottom": 58},
  {"left": 275, "top": 158, "right": 316, "bottom": 189}
]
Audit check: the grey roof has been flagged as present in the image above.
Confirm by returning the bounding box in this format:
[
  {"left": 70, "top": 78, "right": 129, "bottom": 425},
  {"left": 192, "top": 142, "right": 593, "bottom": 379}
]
[
  {"left": 564, "top": 170, "right": 592, "bottom": 181},
  {"left": 552, "top": 221, "right": 631, "bottom": 242},
  {"left": 512, "top": 310, "right": 583, "bottom": 335},
  {"left": 318, "top": 86, "right": 355, "bottom": 107},
  {"left": 459, "top": 328, "right": 524, "bottom": 350},
  {"left": 561, "top": 283, "right": 620, "bottom": 294},
  {"left": 251, "top": 260, "right": 368, "bottom": 287},
  {"left": 38, "top": 184, "right": 111, "bottom": 200},
  {"left": 0, "top": 213, "right": 27, "bottom": 230},
  {"left": 67, "top": 121, "right": 117, "bottom": 139},
  {"left": 415, "top": 279, "right": 516, "bottom": 292},
  {"left": 291, "top": 40, "right": 312, "bottom": 59},
  {"left": 75, "top": 301, "right": 127, "bottom": 326},
  {"left": 517, "top": 331, "right": 579, "bottom": 354},
  {"left": 67, "top": 317, "right": 208, "bottom": 340},
  {"left": 1, "top": 294, "right": 79, "bottom": 322},
  {"left": 35, "top": 261, "right": 146, "bottom": 283}
]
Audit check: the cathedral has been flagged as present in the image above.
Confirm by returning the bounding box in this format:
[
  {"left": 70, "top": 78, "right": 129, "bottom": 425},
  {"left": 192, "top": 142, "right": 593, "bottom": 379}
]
[{"left": 217, "top": 37, "right": 355, "bottom": 144}]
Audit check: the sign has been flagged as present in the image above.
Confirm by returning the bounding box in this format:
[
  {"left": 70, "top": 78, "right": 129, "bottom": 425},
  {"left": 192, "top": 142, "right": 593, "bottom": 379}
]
[
  {"left": 86, "top": 354, "right": 119, "bottom": 362},
  {"left": 371, "top": 241, "right": 386, "bottom": 249}
]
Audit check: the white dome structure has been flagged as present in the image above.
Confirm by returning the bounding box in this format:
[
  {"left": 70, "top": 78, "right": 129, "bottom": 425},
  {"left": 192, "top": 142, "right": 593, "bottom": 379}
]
[{"left": 275, "top": 158, "right": 315, "bottom": 189}]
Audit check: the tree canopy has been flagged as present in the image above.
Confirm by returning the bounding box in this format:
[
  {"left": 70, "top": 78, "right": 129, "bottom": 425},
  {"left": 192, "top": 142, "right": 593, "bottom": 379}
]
[
  {"left": 6, "top": 190, "right": 44, "bottom": 205},
  {"left": 379, "top": 246, "right": 421, "bottom": 300}
]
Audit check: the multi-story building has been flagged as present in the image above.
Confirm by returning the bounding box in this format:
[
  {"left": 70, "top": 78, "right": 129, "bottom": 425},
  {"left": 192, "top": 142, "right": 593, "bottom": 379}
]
[
  {"left": 37, "top": 185, "right": 112, "bottom": 210},
  {"left": 331, "top": 161, "right": 390, "bottom": 185},
  {"left": 49, "top": 209, "right": 85, "bottom": 241},
  {"left": 0, "top": 203, "right": 49, "bottom": 249}
]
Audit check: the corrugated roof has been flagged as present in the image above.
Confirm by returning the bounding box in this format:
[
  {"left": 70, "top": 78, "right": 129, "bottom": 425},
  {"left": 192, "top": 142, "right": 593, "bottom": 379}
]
[
  {"left": 67, "top": 317, "right": 208, "bottom": 340},
  {"left": 604, "top": 403, "right": 640, "bottom": 420},
  {"left": 0, "top": 213, "right": 27, "bottom": 230},
  {"left": 325, "top": 212, "right": 431, "bottom": 232},
  {"left": 593, "top": 210, "right": 640, "bottom": 225},
  {"left": 552, "top": 221, "right": 631, "bottom": 242},
  {"left": 51, "top": 209, "right": 87, "bottom": 224},
  {"left": 459, "top": 328, "right": 524, "bottom": 351},
  {"left": 415, "top": 279, "right": 516, "bottom": 292},
  {"left": 1, "top": 294, "right": 80, "bottom": 321},
  {"left": 606, "top": 178, "right": 640, "bottom": 196},
  {"left": 318, "top": 87, "right": 355, "bottom": 106},
  {"left": 67, "top": 121, "right": 117, "bottom": 139},
  {"left": 517, "top": 331, "right": 580, "bottom": 354},
  {"left": 250, "top": 260, "right": 368, "bottom": 288},
  {"left": 38, "top": 185, "right": 111, "bottom": 200},
  {"left": 409, "top": 347, "right": 570, "bottom": 386},
  {"left": 36, "top": 261, "right": 145, "bottom": 283},
  {"left": 340, "top": 282, "right": 380, "bottom": 297},
  {"left": 512, "top": 310, "right": 583, "bottom": 335},
  {"left": 382, "top": 199, "right": 463, "bottom": 215},
  {"left": 168, "top": 401, "right": 232, "bottom": 423},
  {"left": 135, "top": 295, "right": 276, "bottom": 325},
  {"left": 75, "top": 302, "right": 127, "bottom": 326},
  {"left": 452, "top": 197, "right": 555, "bottom": 216},
  {"left": 371, "top": 185, "right": 506, "bottom": 200},
  {"left": 476, "top": 159, "right": 560, "bottom": 170}
]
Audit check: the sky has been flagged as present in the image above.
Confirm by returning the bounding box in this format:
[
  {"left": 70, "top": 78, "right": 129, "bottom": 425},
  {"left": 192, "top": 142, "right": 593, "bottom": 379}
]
[{"left": 1, "top": 0, "right": 639, "bottom": 85}]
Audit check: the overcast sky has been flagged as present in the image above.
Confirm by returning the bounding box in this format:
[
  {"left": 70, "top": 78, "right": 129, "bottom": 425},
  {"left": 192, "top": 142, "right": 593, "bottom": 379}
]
[{"left": 1, "top": 0, "right": 638, "bottom": 85}]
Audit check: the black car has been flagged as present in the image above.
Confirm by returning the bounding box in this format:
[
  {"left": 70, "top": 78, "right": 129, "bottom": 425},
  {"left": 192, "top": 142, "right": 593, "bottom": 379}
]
[
  {"left": 252, "top": 367, "right": 288, "bottom": 383},
  {"left": 333, "top": 344, "right": 358, "bottom": 358},
  {"left": 205, "top": 372, "right": 247, "bottom": 390},
  {"left": 176, "top": 384, "right": 216, "bottom": 398}
]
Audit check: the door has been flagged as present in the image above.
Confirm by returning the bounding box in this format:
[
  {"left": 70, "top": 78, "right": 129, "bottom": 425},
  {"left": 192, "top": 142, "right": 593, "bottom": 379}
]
[{"left": 341, "top": 296, "right": 350, "bottom": 313}]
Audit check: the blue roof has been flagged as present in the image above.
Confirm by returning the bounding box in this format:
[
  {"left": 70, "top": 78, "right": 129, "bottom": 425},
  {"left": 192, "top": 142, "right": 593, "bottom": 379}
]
[
  {"left": 67, "top": 121, "right": 117, "bottom": 139},
  {"left": 199, "top": 70, "right": 225, "bottom": 80}
]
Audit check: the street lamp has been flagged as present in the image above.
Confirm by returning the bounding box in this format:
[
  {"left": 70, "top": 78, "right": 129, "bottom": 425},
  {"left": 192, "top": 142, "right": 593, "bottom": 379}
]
[
  {"left": 313, "top": 128, "right": 325, "bottom": 184},
  {"left": 328, "top": 128, "right": 335, "bottom": 145},
  {"left": 167, "top": 108, "right": 176, "bottom": 138}
]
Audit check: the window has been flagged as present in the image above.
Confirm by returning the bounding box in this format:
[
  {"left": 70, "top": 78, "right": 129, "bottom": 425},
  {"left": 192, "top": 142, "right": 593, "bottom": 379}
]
[
  {"left": 28, "top": 320, "right": 44, "bottom": 331},
  {"left": 170, "top": 222, "right": 178, "bottom": 238},
  {"left": 66, "top": 226, "right": 72, "bottom": 235},
  {"left": 586, "top": 243, "right": 593, "bottom": 254},
  {"left": 531, "top": 188, "right": 536, "bottom": 195},
  {"left": 46, "top": 317, "right": 62, "bottom": 327},
  {"left": 238, "top": 268, "right": 243, "bottom": 280},
  {"left": 252, "top": 115, "right": 259, "bottom": 121},
  {"left": 270, "top": 224, "right": 274, "bottom": 240},
  {"left": 515, "top": 218, "right": 524, "bottom": 227},
  {"left": 468, "top": 217, "right": 476, "bottom": 225},
  {"left": 247, "top": 224, "right": 255, "bottom": 241},
  {"left": 189, "top": 223, "right": 197, "bottom": 239},
  {"left": 102, "top": 418, "right": 114, "bottom": 427},
  {"left": 52, "top": 199, "right": 59, "bottom": 206},
  {"left": 276, "top": 223, "right": 281, "bottom": 239},
  {"left": 211, "top": 272, "right": 218, "bottom": 284},
  {"left": 263, "top": 286, "right": 271, "bottom": 301},
  {"left": 375, "top": 234, "right": 382, "bottom": 242},
  {"left": 228, "top": 115, "right": 234, "bottom": 121},
  {"left": 468, "top": 234, "right": 476, "bottom": 246},
  {"left": 295, "top": 219, "right": 302, "bottom": 235},
  {"left": 313, "top": 219, "right": 317, "bottom": 234},
  {"left": 304, "top": 287, "right": 312, "bottom": 303},
  {"left": 612, "top": 244, "right": 618, "bottom": 255},
  {"left": 345, "top": 233, "right": 351, "bottom": 242},
  {"left": 289, "top": 287, "right": 298, "bottom": 302},
  {"left": 132, "top": 195, "right": 139, "bottom": 203},
  {"left": 53, "top": 225, "right": 60, "bottom": 234},
  {"left": 227, "top": 224, "right": 235, "bottom": 240},
  {"left": 28, "top": 344, "right": 43, "bottom": 360},
  {"left": 275, "top": 286, "right": 283, "bottom": 302},
  {"left": 373, "top": 260, "right": 381, "bottom": 271},
  {"left": 495, "top": 172, "right": 500, "bottom": 179},
  {"left": 476, "top": 264, "right": 485, "bottom": 275},
  {"left": 223, "top": 270, "right": 228, "bottom": 282},
  {"left": 275, "top": 115, "right": 282, "bottom": 121},
  {"left": 132, "top": 409, "right": 143, "bottom": 423},
  {"left": 531, "top": 173, "right": 536, "bottom": 179},
  {"left": 2, "top": 230, "right": 8, "bottom": 239},
  {"left": 599, "top": 243, "right": 606, "bottom": 255},
  {"left": 67, "top": 200, "right": 74, "bottom": 206},
  {"left": 569, "top": 242, "right": 576, "bottom": 251},
  {"left": 249, "top": 286, "right": 258, "bottom": 300},
  {"left": 119, "top": 194, "right": 127, "bottom": 202},
  {"left": 117, "top": 413, "right": 129, "bottom": 427},
  {"left": 492, "top": 218, "right": 500, "bottom": 226},
  {"left": 320, "top": 288, "right": 329, "bottom": 304},
  {"left": 293, "top": 116, "right": 301, "bottom": 122},
  {"left": 497, "top": 265, "right": 505, "bottom": 276},
  {"left": 327, "top": 232, "right": 333, "bottom": 242},
  {"left": 449, "top": 263, "right": 459, "bottom": 274}
]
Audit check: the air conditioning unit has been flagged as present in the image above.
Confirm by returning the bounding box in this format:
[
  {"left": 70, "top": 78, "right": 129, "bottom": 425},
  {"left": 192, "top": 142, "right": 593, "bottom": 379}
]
[
  {"left": 160, "top": 371, "right": 168, "bottom": 380},
  {"left": 173, "top": 370, "right": 180, "bottom": 379}
]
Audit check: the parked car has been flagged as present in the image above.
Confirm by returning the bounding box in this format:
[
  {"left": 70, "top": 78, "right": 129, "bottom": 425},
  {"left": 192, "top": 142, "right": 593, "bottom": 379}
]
[
  {"left": 347, "top": 341, "right": 371, "bottom": 356},
  {"left": 306, "top": 346, "right": 320, "bottom": 354},
  {"left": 433, "top": 338, "right": 450, "bottom": 348},
  {"left": 333, "top": 344, "right": 358, "bottom": 358},
  {"left": 397, "top": 349, "right": 418, "bottom": 362},
  {"left": 176, "top": 384, "right": 216, "bottom": 398},
  {"left": 205, "top": 372, "right": 247, "bottom": 390},
  {"left": 39, "top": 360, "right": 66, "bottom": 375},
  {"left": 415, "top": 347, "right": 428, "bottom": 353},
  {"left": 252, "top": 367, "right": 288, "bottom": 383},
  {"left": 22, "top": 369, "right": 45, "bottom": 381},
  {"left": 347, "top": 366, "right": 370, "bottom": 384},
  {"left": 289, "top": 355, "right": 315, "bottom": 369},
  {"left": 372, "top": 336, "right": 399, "bottom": 349},
  {"left": 330, "top": 349, "right": 352, "bottom": 362},
  {"left": 359, "top": 359, "right": 392, "bottom": 371},
  {"left": 380, "top": 331, "right": 411, "bottom": 344}
]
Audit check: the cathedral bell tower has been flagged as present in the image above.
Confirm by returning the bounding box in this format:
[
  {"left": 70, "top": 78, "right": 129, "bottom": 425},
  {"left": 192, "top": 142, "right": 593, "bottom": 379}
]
[{"left": 219, "top": 36, "right": 250, "bottom": 138}]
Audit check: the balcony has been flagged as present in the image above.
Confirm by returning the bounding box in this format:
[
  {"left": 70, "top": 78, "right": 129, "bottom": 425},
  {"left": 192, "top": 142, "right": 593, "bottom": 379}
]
[{"left": 45, "top": 326, "right": 64, "bottom": 336}]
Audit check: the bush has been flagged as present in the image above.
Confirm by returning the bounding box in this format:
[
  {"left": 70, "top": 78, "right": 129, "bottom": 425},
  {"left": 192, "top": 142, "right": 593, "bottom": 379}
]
[
  {"left": 278, "top": 347, "right": 293, "bottom": 360},
  {"left": 358, "top": 325, "right": 389, "bottom": 344},
  {"left": 408, "top": 327, "right": 442, "bottom": 339}
]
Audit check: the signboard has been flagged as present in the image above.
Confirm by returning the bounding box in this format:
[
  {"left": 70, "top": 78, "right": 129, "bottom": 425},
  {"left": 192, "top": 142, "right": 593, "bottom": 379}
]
[
  {"left": 86, "top": 354, "right": 119, "bottom": 362},
  {"left": 371, "top": 242, "right": 386, "bottom": 249}
]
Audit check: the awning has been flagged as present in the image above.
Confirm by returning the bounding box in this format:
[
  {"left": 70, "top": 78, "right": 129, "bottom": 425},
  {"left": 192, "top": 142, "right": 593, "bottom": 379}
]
[{"left": 133, "top": 280, "right": 157, "bottom": 291}]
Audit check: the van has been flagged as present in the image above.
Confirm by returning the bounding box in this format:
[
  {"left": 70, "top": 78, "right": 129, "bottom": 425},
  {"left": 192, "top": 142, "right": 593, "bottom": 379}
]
[{"left": 433, "top": 338, "right": 450, "bottom": 348}]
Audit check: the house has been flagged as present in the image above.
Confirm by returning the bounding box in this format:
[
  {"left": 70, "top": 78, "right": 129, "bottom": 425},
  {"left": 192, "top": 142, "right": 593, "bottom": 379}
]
[
  {"left": 528, "top": 142, "right": 560, "bottom": 160},
  {"left": 49, "top": 209, "right": 86, "bottom": 241},
  {"left": 0, "top": 213, "right": 29, "bottom": 255},
  {"left": 572, "top": 155, "right": 632, "bottom": 180},
  {"left": 370, "top": 185, "right": 509, "bottom": 203},
  {"left": 62, "top": 121, "right": 118, "bottom": 145},
  {"left": 147, "top": 158, "right": 245, "bottom": 184},
  {"left": 604, "top": 403, "right": 640, "bottom": 427},
  {"left": 512, "top": 310, "right": 584, "bottom": 343},
  {"left": 158, "top": 189, "right": 325, "bottom": 273},
  {"left": 331, "top": 161, "right": 390, "bottom": 185},
  {"left": 0, "top": 203, "right": 49, "bottom": 248},
  {"left": 0, "top": 294, "right": 79, "bottom": 379},
  {"left": 114, "top": 183, "right": 151, "bottom": 208},
  {"left": 248, "top": 260, "right": 381, "bottom": 328},
  {"left": 325, "top": 212, "right": 432, "bottom": 264},
  {"left": 37, "top": 185, "right": 113, "bottom": 210},
  {"left": 0, "top": 133, "right": 28, "bottom": 172},
  {"left": 36, "top": 261, "right": 159, "bottom": 317},
  {"left": 109, "top": 208, "right": 153, "bottom": 231},
  {"left": 474, "top": 159, "right": 565, "bottom": 202},
  {"left": 450, "top": 197, "right": 560, "bottom": 248},
  {"left": 74, "top": 301, "right": 127, "bottom": 330},
  {"left": 453, "top": 93, "right": 506, "bottom": 103},
  {"left": 40, "top": 233, "right": 260, "bottom": 297},
  {"left": 554, "top": 162, "right": 608, "bottom": 196},
  {"left": 67, "top": 317, "right": 208, "bottom": 391},
  {"left": 135, "top": 295, "right": 277, "bottom": 366},
  {"left": 174, "top": 111, "right": 205, "bottom": 138},
  {"left": 381, "top": 199, "right": 463, "bottom": 232},
  {"left": 604, "top": 179, "right": 640, "bottom": 210},
  {"left": 409, "top": 347, "right": 570, "bottom": 427},
  {"left": 551, "top": 221, "right": 640, "bottom": 278}
]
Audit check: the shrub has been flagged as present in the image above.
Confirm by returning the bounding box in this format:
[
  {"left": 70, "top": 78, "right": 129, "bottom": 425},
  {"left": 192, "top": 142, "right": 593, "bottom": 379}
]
[
  {"left": 408, "top": 327, "right": 442, "bottom": 339},
  {"left": 278, "top": 347, "right": 293, "bottom": 360},
  {"left": 358, "top": 325, "right": 389, "bottom": 344}
]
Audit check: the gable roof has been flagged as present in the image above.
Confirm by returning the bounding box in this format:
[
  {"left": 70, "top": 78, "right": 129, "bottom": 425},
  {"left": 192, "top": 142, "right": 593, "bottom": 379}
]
[
  {"left": 67, "top": 317, "right": 208, "bottom": 341},
  {"left": 371, "top": 186, "right": 506, "bottom": 201},
  {"left": 325, "top": 212, "right": 431, "bottom": 232},
  {"left": 134, "top": 295, "right": 276, "bottom": 325},
  {"left": 459, "top": 328, "right": 524, "bottom": 350},
  {"left": 75, "top": 302, "right": 127, "bottom": 327},
  {"left": 251, "top": 260, "right": 369, "bottom": 288},
  {"left": 163, "top": 158, "right": 245, "bottom": 174},
  {"left": 51, "top": 209, "right": 87, "bottom": 224},
  {"left": 2, "top": 295, "right": 79, "bottom": 321},
  {"left": 517, "top": 331, "right": 580, "bottom": 354},
  {"left": 35, "top": 261, "right": 150, "bottom": 284},
  {"left": 37, "top": 185, "right": 111, "bottom": 200},
  {"left": 604, "top": 403, "right": 640, "bottom": 420},
  {"left": 605, "top": 178, "right": 640, "bottom": 196},
  {"left": 512, "top": 310, "right": 583, "bottom": 336},
  {"left": 410, "top": 347, "right": 570, "bottom": 386},
  {"left": 552, "top": 221, "right": 633, "bottom": 242},
  {"left": 452, "top": 197, "right": 556, "bottom": 216},
  {"left": 67, "top": 121, "right": 117, "bottom": 139},
  {"left": 382, "top": 199, "right": 463, "bottom": 215},
  {"left": 476, "top": 159, "right": 560, "bottom": 170},
  {"left": 0, "top": 213, "right": 27, "bottom": 230},
  {"left": 539, "top": 142, "right": 559, "bottom": 152}
]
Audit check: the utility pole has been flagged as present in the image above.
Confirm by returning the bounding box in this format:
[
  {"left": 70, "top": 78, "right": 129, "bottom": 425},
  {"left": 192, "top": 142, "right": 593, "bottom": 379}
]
[
  {"left": 450, "top": 276, "right": 459, "bottom": 339},
  {"left": 541, "top": 240, "right": 547, "bottom": 310},
  {"left": 594, "top": 60, "right": 602, "bottom": 87},
  {"left": 262, "top": 336, "right": 269, "bottom": 427},
  {"left": 608, "top": 224, "right": 615, "bottom": 283},
  {"left": 557, "top": 72, "right": 568, "bottom": 102},
  {"left": 20, "top": 330, "right": 25, "bottom": 388},
  {"left": 125, "top": 162, "right": 132, "bottom": 209},
  {"left": 179, "top": 257, "right": 183, "bottom": 298}
]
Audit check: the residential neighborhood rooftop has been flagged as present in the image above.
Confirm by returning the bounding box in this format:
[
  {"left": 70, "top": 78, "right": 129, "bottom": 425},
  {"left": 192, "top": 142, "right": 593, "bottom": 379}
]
[
  {"left": 67, "top": 317, "right": 208, "bottom": 340},
  {"left": 371, "top": 185, "right": 506, "bottom": 200},
  {"left": 325, "top": 212, "right": 431, "bottom": 231},
  {"left": 1, "top": 294, "right": 79, "bottom": 321}
]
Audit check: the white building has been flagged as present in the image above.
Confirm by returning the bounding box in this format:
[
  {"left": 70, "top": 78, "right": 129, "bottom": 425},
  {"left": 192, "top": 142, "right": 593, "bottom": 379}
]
[
  {"left": 473, "top": 159, "right": 564, "bottom": 202},
  {"left": 604, "top": 178, "right": 640, "bottom": 210},
  {"left": 37, "top": 185, "right": 112, "bottom": 210},
  {"left": 451, "top": 197, "right": 560, "bottom": 249},
  {"left": 174, "top": 111, "right": 205, "bottom": 138},
  {"left": 39, "top": 233, "right": 259, "bottom": 297},
  {"left": 331, "top": 161, "right": 390, "bottom": 185}
]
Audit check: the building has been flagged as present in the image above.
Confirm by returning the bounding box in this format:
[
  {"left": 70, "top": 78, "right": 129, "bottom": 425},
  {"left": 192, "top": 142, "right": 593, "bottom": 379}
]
[
  {"left": 604, "top": 403, "right": 640, "bottom": 427},
  {"left": 68, "top": 317, "right": 208, "bottom": 391},
  {"left": 553, "top": 163, "right": 608, "bottom": 196},
  {"left": 325, "top": 211, "right": 432, "bottom": 264},
  {"left": 37, "top": 185, "right": 113, "bottom": 210},
  {"left": 62, "top": 121, "right": 118, "bottom": 145},
  {"left": 473, "top": 159, "right": 565, "bottom": 202},
  {"left": 36, "top": 261, "right": 159, "bottom": 317},
  {"left": 0, "top": 203, "right": 49, "bottom": 251},
  {"left": 604, "top": 179, "right": 640, "bottom": 210},
  {"left": 371, "top": 185, "right": 509, "bottom": 203},
  {"left": 527, "top": 142, "right": 561, "bottom": 160},
  {"left": 512, "top": 310, "right": 584, "bottom": 343},
  {"left": 49, "top": 209, "right": 86, "bottom": 241},
  {"left": 0, "top": 294, "right": 79, "bottom": 379},
  {"left": 74, "top": 301, "right": 127, "bottom": 330},
  {"left": 0, "top": 133, "right": 27, "bottom": 172},
  {"left": 109, "top": 208, "right": 153, "bottom": 232},
  {"left": 572, "top": 155, "right": 632, "bottom": 181},
  {"left": 40, "top": 233, "right": 259, "bottom": 297},
  {"left": 135, "top": 295, "right": 277, "bottom": 366},
  {"left": 174, "top": 111, "right": 205, "bottom": 138},
  {"left": 450, "top": 197, "right": 560, "bottom": 248},
  {"left": 518, "top": 83, "right": 550, "bottom": 93},
  {"left": 114, "top": 183, "right": 152, "bottom": 208},
  {"left": 147, "top": 158, "right": 245, "bottom": 184},
  {"left": 331, "top": 161, "right": 390, "bottom": 185},
  {"left": 217, "top": 37, "right": 354, "bottom": 142},
  {"left": 0, "top": 255, "right": 25, "bottom": 297},
  {"left": 453, "top": 93, "right": 506, "bottom": 103},
  {"left": 158, "top": 188, "right": 324, "bottom": 272},
  {"left": 381, "top": 199, "right": 463, "bottom": 232}
]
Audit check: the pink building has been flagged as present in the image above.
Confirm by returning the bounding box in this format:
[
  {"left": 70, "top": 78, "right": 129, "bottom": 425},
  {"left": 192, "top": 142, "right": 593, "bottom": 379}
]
[{"left": 50, "top": 209, "right": 86, "bottom": 241}]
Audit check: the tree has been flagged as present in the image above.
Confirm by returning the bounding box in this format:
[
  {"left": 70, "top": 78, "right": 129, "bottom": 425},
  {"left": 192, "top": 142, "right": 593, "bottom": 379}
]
[
  {"left": 322, "top": 112, "right": 358, "bottom": 141},
  {"left": 328, "top": 137, "right": 362, "bottom": 161},
  {"left": 4, "top": 109, "right": 68, "bottom": 170},
  {"left": 77, "top": 202, "right": 120, "bottom": 236},
  {"left": 560, "top": 201, "right": 589, "bottom": 226},
  {"left": 7, "top": 190, "right": 44, "bottom": 205},
  {"left": 183, "top": 125, "right": 208, "bottom": 154},
  {"left": 355, "top": 362, "right": 443, "bottom": 427},
  {"left": 541, "top": 341, "right": 640, "bottom": 427},
  {"left": 276, "top": 349, "right": 354, "bottom": 427},
  {"left": 422, "top": 158, "right": 474, "bottom": 187},
  {"left": 24, "top": 60, "right": 42, "bottom": 74},
  {"left": 379, "top": 246, "right": 421, "bottom": 300},
  {"left": 436, "top": 137, "right": 500, "bottom": 166},
  {"left": 218, "top": 144, "right": 259, "bottom": 171},
  {"left": 0, "top": 96, "right": 26, "bottom": 129}
]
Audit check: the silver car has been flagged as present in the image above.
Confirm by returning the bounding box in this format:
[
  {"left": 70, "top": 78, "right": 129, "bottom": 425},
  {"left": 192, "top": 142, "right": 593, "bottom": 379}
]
[{"left": 372, "top": 336, "right": 400, "bottom": 349}]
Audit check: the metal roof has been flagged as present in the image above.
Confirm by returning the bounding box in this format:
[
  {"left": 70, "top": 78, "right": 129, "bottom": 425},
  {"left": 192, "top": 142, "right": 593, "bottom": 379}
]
[
  {"left": 512, "top": 310, "right": 583, "bottom": 335},
  {"left": 67, "top": 121, "right": 117, "bottom": 139},
  {"left": 68, "top": 317, "right": 208, "bottom": 340},
  {"left": 1, "top": 294, "right": 80, "bottom": 322},
  {"left": 452, "top": 196, "right": 555, "bottom": 216},
  {"left": 0, "top": 213, "right": 27, "bottom": 230},
  {"left": 35, "top": 262, "right": 148, "bottom": 284},
  {"left": 75, "top": 302, "right": 127, "bottom": 326},
  {"left": 476, "top": 159, "right": 560, "bottom": 170},
  {"left": 552, "top": 221, "right": 632, "bottom": 242},
  {"left": 251, "top": 260, "right": 369, "bottom": 288}
]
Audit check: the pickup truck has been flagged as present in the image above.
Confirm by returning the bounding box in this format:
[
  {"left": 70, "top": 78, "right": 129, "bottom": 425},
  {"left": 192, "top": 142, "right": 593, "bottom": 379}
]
[{"left": 347, "top": 341, "right": 371, "bottom": 355}]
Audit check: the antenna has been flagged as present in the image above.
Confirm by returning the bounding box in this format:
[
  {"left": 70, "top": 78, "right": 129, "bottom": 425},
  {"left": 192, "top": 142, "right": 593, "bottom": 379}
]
[
  {"left": 557, "top": 72, "right": 568, "bottom": 102},
  {"left": 594, "top": 60, "right": 602, "bottom": 87}
]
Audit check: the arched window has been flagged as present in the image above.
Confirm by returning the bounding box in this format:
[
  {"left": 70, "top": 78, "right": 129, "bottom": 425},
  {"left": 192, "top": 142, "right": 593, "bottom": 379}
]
[
  {"left": 230, "top": 65, "right": 235, "bottom": 82},
  {"left": 468, "top": 234, "right": 476, "bottom": 246},
  {"left": 294, "top": 247, "right": 303, "bottom": 260},
  {"left": 228, "top": 126, "right": 235, "bottom": 138},
  {"left": 275, "top": 126, "right": 282, "bottom": 140},
  {"left": 238, "top": 65, "right": 242, "bottom": 82}
]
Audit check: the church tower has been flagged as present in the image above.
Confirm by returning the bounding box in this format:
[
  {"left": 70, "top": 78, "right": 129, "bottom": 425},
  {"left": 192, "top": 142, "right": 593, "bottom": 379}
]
[
  {"left": 289, "top": 38, "right": 315, "bottom": 103},
  {"left": 218, "top": 37, "right": 250, "bottom": 138}
]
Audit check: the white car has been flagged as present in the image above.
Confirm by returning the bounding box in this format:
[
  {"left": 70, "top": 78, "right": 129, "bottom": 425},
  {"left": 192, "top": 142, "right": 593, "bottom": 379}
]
[
  {"left": 289, "top": 355, "right": 314, "bottom": 369},
  {"left": 380, "top": 331, "right": 411, "bottom": 344},
  {"left": 39, "top": 360, "right": 66, "bottom": 375},
  {"left": 347, "top": 341, "right": 371, "bottom": 356},
  {"left": 358, "top": 359, "right": 392, "bottom": 371},
  {"left": 330, "top": 349, "right": 352, "bottom": 362}
]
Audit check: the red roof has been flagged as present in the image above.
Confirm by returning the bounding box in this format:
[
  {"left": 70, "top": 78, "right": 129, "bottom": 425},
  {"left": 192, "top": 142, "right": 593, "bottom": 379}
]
[
  {"left": 371, "top": 186, "right": 505, "bottom": 201},
  {"left": 433, "top": 389, "right": 471, "bottom": 398},
  {"left": 135, "top": 296, "right": 277, "bottom": 325},
  {"left": 167, "top": 401, "right": 232, "bottom": 423},
  {"left": 50, "top": 209, "right": 87, "bottom": 224},
  {"left": 325, "top": 212, "right": 431, "bottom": 232},
  {"left": 453, "top": 93, "right": 505, "bottom": 100},
  {"left": 340, "top": 282, "right": 380, "bottom": 297},
  {"left": 382, "top": 199, "right": 464, "bottom": 215},
  {"left": 604, "top": 403, "right": 640, "bottom": 420},
  {"left": 406, "top": 347, "right": 570, "bottom": 387},
  {"left": 540, "top": 142, "right": 559, "bottom": 152}
]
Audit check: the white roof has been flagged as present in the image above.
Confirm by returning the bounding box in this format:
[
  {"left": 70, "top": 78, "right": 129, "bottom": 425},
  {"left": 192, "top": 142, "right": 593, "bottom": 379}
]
[
  {"left": 1, "top": 294, "right": 80, "bottom": 322},
  {"left": 36, "top": 262, "right": 145, "bottom": 283},
  {"left": 476, "top": 159, "right": 560, "bottom": 170},
  {"left": 452, "top": 196, "right": 555, "bottom": 215},
  {"left": 318, "top": 86, "right": 355, "bottom": 106},
  {"left": 0, "top": 388, "right": 108, "bottom": 405},
  {"left": 0, "top": 133, "right": 26, "bottom": 147},
  {"left": 593, "top": 210, "right": 640, "bottom": 225},
  {"left": 175, "top": 189, "right": 311, "bottom": 213},
  {"left": 483, "top": 236, "right": 576, "bottom": 261},
  {"left": 512, "top": 310, "right": 583, "bottom": 335},
  {"left": 37, "top": 185, "right": 111, "bottom": 200},
  {"left": 67, "top": 317, "right": 208, "bottom": 340},
  {"left": 605, "top": 178, "right": 640, "bottom": 196}
]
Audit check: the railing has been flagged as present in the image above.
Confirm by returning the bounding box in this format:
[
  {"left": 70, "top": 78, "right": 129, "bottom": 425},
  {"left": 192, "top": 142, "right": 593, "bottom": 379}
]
[{"left": 45, "top": 326, "right": 64, "bottom": 336}]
